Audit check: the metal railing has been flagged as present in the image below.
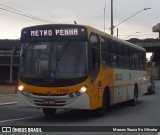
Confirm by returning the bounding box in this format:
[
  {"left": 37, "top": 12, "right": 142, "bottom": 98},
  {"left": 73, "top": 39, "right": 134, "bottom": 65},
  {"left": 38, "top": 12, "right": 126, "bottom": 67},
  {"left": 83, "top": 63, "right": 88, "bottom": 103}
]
[{"left": 118, "top": 33, "right": 159, "bottom": 40}]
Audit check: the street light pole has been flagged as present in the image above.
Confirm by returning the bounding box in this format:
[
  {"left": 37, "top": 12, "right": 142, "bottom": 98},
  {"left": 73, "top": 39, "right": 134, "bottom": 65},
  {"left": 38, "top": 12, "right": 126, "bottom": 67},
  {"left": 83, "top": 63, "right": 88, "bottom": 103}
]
[
  {"left": 104, "top": 4, "right": 106, "bottom": 32},
  {"left": 110, "top": 5, "right": 151, "bottom": 36},
  {"left": 114, "top": 8, "right": 151, "bottom": 28},
  {"left": 111, "top": 0, "right": 114, "bottom": 35}
]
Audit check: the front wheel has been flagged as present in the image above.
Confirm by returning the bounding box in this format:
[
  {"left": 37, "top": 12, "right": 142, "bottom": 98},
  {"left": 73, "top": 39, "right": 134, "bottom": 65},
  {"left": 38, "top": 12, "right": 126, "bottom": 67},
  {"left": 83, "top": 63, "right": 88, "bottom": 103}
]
[
  {"left": 94, "top": 91, "right": 110, "bottom": 117},
  {"left": 42, "top": 108, "right": 56, "bottom": 118}
]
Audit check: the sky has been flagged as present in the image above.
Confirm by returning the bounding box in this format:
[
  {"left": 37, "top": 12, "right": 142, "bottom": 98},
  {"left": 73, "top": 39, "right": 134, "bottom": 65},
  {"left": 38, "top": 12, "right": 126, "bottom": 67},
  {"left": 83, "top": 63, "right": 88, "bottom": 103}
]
[{"left": 0, "top": 0, "right": 159, "bottom": 39}]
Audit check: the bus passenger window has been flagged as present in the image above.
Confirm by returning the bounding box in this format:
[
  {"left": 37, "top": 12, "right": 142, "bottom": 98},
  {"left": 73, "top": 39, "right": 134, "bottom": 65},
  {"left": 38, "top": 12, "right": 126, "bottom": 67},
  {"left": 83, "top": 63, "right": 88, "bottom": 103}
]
[
  {"left": 109, "top": 41, "right": 117, "bottom": 67},
  {"left": 89, "top": 34, "right": 100, "bottom": 81},
  {"left": 124, "top": 46, "right": 129, "bottom": 68},
  {"left": 101, "top": 38, "right": 111, "bottom": 67}
]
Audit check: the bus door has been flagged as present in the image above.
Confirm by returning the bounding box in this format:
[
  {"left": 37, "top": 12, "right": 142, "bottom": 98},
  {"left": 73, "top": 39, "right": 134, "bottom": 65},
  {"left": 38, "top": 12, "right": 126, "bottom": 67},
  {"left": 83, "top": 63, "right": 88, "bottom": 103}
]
[{"left": 89, "top": 34, "right": 101, "bottom": 109}]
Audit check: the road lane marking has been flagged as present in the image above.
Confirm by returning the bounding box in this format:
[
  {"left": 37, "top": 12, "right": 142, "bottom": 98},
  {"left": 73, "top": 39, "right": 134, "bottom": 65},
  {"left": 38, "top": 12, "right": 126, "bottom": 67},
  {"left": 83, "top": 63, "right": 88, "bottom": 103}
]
[
  {"left": 0, "top": 94, "right": 17, "bottom": 96},
  {"left": 0, "top": 102, "right": 17, "bottom": 106},
  {"left": 0, "top": 116, "right": 39, "bottom": 123}
]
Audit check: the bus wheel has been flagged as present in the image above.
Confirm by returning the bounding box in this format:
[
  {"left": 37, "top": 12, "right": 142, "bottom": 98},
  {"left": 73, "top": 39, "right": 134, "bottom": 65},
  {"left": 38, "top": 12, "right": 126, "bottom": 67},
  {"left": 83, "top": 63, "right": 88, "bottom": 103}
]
[
  {"left": 129, "top": 86, "right": 138, "bottom": 106},
  {"left": 42, "top": 108, "right": 56, "bottom": 117},
  {"left": 95, "top": 90, "right": 109, "bottom": 117}
]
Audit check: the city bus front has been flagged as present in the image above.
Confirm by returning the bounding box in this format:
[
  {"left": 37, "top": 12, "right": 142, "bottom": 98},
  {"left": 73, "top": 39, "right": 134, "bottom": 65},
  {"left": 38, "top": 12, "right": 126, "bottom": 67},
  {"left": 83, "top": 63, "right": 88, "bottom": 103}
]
[{"left": 18, "top": 25, "right": 91, "bottom": 115}]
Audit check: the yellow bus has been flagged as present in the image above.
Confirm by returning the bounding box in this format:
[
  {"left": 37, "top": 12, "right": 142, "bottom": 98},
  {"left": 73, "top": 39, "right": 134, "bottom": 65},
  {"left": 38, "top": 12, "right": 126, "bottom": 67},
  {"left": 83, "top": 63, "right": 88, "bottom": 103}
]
[{"left": 18, "top": 24, "right": 147, "bottom": 117}]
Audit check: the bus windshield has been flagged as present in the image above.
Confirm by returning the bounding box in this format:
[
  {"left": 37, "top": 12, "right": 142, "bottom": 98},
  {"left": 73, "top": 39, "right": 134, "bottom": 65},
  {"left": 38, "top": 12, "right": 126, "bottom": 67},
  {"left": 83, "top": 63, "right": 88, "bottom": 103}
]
[{"left": 19, "top": 41, "right": 89, "bottom": 85}]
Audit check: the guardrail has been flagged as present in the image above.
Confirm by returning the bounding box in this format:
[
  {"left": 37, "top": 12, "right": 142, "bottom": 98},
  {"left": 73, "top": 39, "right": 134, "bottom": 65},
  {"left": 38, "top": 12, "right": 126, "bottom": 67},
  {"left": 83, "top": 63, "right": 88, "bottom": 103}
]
[{"left": 119, "top": 33, "right": 159, "bottom": 40}]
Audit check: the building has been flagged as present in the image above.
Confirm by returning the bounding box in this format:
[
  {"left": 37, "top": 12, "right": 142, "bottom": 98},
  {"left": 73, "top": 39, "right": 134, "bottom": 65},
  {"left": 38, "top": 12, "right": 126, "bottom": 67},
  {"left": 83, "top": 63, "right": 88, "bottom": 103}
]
[
  {"left": 0, "top": 40, "right": 20, "bottom": 84},
  {"left": 128, "top": 23, "right": 160, "bottom": 79}
]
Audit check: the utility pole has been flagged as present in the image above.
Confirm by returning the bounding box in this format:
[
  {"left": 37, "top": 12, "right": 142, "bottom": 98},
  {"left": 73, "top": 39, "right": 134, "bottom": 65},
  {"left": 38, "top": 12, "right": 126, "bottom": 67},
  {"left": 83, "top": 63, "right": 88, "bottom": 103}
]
[
  {"left": 111, "top": 0, "right": 114, "bottom": 35},
  {"left": 110, "top": 0, "right": 151, "bottom": 36},
  {"left": 104, "top": 4, "right": 106, "bottom": 32},
  {"left": 117, "top": 28, "right": 118, "bottom": 37}
]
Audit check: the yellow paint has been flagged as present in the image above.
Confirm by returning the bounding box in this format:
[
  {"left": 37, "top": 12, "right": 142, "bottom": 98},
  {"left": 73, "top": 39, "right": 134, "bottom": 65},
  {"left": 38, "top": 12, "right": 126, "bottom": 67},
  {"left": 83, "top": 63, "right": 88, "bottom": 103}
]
[{"left": 18, "top": 78, "right": 90, "bottom": 95}]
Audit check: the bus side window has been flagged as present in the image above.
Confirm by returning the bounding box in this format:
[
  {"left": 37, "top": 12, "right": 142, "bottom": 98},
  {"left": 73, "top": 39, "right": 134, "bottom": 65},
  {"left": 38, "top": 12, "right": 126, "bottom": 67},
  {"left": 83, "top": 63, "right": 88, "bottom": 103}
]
[
  {"left": 135, "top": 50, "right": 140, "bottom": 70},
  {"left": 110, "top": 40, "right": 117, "bottom": 67},
  {"left": 89, "top": 34, "right": 100, "bottom": 81},
  {"left": 129, "top": 48, "right": 135, "bottom": 69},
  {"left": 117, "top": 43, "right": 123, "bottom": 68},
  {"left": 139, "top": 52, "right": 142, "bottom": 70},
  {"left": 101, "top": 38, "right": 111, "bottom": 67},
  {"left": 143, "top": 52, "right": 146, "bottom": 70},
  {"left": 124, "top": 46, "right": 129, "bottom": 69}
]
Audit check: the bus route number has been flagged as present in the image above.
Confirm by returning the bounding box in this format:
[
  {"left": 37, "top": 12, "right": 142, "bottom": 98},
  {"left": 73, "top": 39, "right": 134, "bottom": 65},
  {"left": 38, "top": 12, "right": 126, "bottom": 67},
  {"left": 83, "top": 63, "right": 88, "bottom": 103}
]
[{"left": 57, "top": 89, "right": 69, "bottom": 93}]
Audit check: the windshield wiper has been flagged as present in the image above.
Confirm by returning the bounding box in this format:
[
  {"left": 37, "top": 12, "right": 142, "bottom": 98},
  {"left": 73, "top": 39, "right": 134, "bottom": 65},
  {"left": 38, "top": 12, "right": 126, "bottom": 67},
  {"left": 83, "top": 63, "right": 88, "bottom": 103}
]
[
  {"left": 55, "top": 41, "right": 70, "bottom": 71},
  {"left": 56, "top": 41, "right": 70, "bottom": 61}
]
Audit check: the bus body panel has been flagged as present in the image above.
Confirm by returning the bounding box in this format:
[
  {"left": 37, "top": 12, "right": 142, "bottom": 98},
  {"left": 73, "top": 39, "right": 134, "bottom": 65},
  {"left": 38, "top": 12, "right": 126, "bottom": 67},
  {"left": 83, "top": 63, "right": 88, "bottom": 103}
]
[
  {"left": 101, "top": 68, "right": 147, "bottom": 106},
  {"left": 18, "top": 77, "right": 92, "bottom": 109},
  {"left": 114, "top": 69, "right": 147, "bottom": 104},
  {"left": 18, "top": 77, "right": 91, "bottom": 95},
  {"left": 18, "top": 92, "right": 90, "bottom": 109},
  {"left": 101, "top": 67, "right": 114, "bottom": 105}
]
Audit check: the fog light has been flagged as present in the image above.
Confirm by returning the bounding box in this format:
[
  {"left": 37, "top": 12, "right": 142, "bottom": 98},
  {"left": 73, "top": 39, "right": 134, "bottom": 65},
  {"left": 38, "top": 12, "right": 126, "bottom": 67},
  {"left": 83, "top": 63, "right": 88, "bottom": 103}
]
[
  {"left": 69, "top": 93, "right": 74, "bottom": 98},
  {"left": 22, "top": 91, "right": 31, "bottom": 97},
  {"left": 75, "top": 91, "right": 81, "bottom": 96},
  {"left": 18, "top": 85, "right": 24, "bottom": 91}
]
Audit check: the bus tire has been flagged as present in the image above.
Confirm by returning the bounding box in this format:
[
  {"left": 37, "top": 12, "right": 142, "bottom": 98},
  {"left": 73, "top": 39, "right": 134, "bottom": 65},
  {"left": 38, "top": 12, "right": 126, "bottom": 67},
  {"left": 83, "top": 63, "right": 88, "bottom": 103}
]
[
  {"left": 42, "top": 108, "right": 56, "bottom": 117},
  {"left": 95, "top": 89, "right": 110, "bottom": 117},
  {"left": 129, "top": 85, "right": 138, "bottom": 106}
]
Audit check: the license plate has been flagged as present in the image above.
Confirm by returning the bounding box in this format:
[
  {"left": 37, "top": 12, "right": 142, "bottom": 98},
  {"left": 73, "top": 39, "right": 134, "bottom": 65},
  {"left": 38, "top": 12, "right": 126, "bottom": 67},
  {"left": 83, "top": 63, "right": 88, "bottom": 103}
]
[{"left": 43, "top": 100, "right": 55, "bottom": 105}]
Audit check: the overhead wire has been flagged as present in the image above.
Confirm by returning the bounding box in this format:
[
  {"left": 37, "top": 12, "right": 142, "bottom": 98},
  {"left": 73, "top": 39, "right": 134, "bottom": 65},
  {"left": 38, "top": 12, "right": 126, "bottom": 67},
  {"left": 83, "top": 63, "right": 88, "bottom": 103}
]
[{"left": 0, "top": 3, "right": 58, "bottom": 24}]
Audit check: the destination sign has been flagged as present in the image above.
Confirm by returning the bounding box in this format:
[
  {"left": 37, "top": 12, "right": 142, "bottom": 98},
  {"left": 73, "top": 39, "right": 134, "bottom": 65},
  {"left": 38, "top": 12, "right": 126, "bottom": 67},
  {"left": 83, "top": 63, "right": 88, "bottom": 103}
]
[
  {"left": 21, "top": 25, "right": 87, "bottom": 42},
  {"left": 31, "top": 29, "right": 79, "bottom": 37}
]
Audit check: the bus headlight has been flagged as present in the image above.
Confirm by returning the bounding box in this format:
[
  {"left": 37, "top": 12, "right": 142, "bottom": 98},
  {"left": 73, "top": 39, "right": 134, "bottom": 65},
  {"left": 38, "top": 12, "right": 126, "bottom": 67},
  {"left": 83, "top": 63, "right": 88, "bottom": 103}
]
[
  {"left": 18, "top": 85, "right": 24, "bottom": 91},
  {"left": 69, "top": 86, "right": 87, "bottom": 98},
  {"left": 75, "top": 86, "right": 87, "bottom": 96},
  {"left": 79, "top": 86, "right": 87, "bottom": 94}
]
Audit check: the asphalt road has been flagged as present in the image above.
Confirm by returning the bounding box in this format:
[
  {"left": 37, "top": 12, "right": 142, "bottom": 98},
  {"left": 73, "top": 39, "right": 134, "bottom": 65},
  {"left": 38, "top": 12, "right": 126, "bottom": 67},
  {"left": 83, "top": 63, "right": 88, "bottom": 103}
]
[{"left": 0, "top": 81, "right": 160, "bottom": 135}]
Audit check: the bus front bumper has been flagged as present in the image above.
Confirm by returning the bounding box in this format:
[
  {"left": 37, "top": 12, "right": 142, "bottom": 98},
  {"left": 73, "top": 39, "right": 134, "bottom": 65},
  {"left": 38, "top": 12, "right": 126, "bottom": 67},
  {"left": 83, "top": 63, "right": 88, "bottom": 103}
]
[{"left": 18, "top": 92, "right": 90, "bottom": 110}]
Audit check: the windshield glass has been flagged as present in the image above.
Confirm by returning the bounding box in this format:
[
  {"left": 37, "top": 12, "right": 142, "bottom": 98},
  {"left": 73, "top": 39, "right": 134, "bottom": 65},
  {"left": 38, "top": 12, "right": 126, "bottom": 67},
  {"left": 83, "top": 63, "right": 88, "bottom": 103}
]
[{"left": 19, "top": 41, "right": 89, "bottom": 85}]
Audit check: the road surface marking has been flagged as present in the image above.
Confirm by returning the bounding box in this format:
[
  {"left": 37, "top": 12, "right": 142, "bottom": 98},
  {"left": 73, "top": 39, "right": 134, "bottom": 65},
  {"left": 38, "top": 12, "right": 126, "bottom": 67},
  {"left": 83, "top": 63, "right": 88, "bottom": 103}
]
[
  {"left": 0, "top": 102, "right": 17, "bottom": 106},
  {"left": 0, "top": 116, "right": 39, "bottom": 123},
  {"left": 0, "top": 94, "right": 17, "bottom": 96}
]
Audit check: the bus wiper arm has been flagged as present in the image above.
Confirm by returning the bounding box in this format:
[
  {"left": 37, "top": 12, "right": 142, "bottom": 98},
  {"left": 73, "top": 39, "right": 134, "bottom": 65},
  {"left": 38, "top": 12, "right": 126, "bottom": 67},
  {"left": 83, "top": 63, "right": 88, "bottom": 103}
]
[
  {"left": 57, "top": 41, "right": 70, "bottom": 61},
  {"left": 55, "top": 41, "right": 70, "bottom": 71}
]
